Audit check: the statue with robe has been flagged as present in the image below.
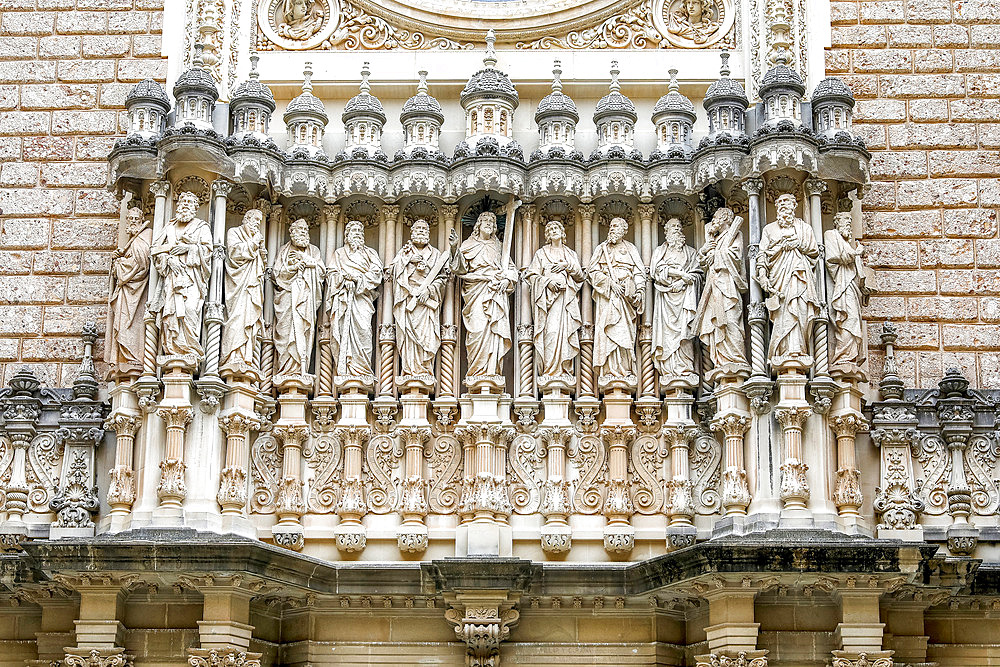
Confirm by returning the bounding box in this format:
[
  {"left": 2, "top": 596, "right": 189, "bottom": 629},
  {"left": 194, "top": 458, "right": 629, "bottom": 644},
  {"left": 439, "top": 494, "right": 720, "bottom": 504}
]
[
  {"left": 105, "top": 205, "right": 152, "bottom": 378},
  {"left": 692, "top": 207, "right": 749, "bottom": 379},
  {"left": 525, "top": 219, "right": 584, "bottom": 383},
  {"left": 650, "top": 217, "right": 700, "bottom": 388},
  {"left": 825, "top": 211, "right": 868, "bottom": 375},
  {"left": 757, "top": 194, "right": 820, "bottom": 370},
  {"left": 151, "top": 191, "right": 212, "bottom": 361},
  {"left": 390, "top": 218, "right": 448, "bottom": 379},
  {"left": 588, "top": 216, "right": 646, "bottom": 385},
  {"left": 273, "top": 217, "right": 324, "bottom": 379},
  {"left": 326, "top": 219, "right": 382, "bottom": 381},
  {"left": 221, "top": 208, "right": 267, "bottom": 380},
  {"left": 449, "top": 211, "right": 517, "bottom": 380}
]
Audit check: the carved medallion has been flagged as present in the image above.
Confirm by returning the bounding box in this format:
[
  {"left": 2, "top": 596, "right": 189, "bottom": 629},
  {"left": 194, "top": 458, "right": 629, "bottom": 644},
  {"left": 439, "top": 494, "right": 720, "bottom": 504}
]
[
  {"left": 654, "top": 0, "right": 734, "bottom": 49},
  {"left": 258, "top": 0, "right": 339, "bottom": 50}
]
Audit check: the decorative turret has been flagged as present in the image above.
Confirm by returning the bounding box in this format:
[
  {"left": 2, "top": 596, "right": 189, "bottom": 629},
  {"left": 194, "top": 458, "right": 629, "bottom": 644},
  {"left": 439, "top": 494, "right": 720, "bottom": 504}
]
[
  {"left": 591, "top": 61, "right": 641, "bottom": 161},
  {"left": 812, "top": 77, "right": 856, "bottom": 141},
  {"left": 399, "top": 70, "right": 446, "bottom": 161},
  {"left": 758, "top": 2, "right": 805, "bottom": 129},
  {"left": 650, "top": 68, "right": 696, "bottom": 161},
  {"left": 341, "top": 62, "right": 387, "bottom": 162},
  {"left": 171, "top": 44, "right": 218, "bottom": 131},
  {"left": 125, "top": 78, "right": 170, "bottom": 139},
  {"left": 230, "top": 53, "right": 276, "bottom": 139},
  {"left": 456, "top": 29, "right": 522, "bottom": 160},
  {"left": 700, "top": 51, "right": 749, "bottom": 148},
  {"left": 283, "top": 62, "right": 328, "bottom": 158},
  {"left": 533, "top": 59, "right": 580, "bottom": 160}
]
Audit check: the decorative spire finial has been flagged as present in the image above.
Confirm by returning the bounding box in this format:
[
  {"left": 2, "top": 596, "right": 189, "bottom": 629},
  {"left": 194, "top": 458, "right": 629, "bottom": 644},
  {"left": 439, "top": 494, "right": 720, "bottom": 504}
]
[
  {"left": 769, "top": 0, "right": 792, "bottom": 66},
  {"left": 249, "top": 52, "right": 260, "bottom": 80},
  {"left": 360, "top": 61, "right": 371, "bottom": 94},
  {"left": 193, "top": 42, "right": 205, "bottom": 68},
  {"left": 417, "top": 69, "right": 428, "bottom": 95},
  {"left": 720, "top": 50, "right": 731, "bottom": 78},
  {"left": 552, "top": 59, "right": 563, "bottom": 93},
  {"left": 302, "top": 61, "right": 313, "bottom": 94},
  {"left": 668, "top": 68, "right": 679, "bottom": 93},
  {"left": 610, "top": 61, "right": 621, "bottom": 93},
  {"left": 484, "top": 28, "right": 497, "bottom": 69}
]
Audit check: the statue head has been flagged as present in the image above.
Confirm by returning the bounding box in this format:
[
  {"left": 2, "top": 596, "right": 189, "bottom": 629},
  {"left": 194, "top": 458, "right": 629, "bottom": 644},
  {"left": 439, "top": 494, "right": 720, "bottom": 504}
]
[
  {"left": 608, "top": 216, "right": 628, "bottom": 244},
  {"left": 243, "top": 208, "right": 263, "bottom": 236},
  {"left": 283, "top": 0, "right": 311, "bottom": 22},
  {"left": 664, "top": 217, "right": 685, "bottom": 247},
  {"left": 346, "top": 219, "right": 365, "bottom": 250},
  {"left": 684, "top": 0, "right": 705, "bottom": 21},
  {"left": 126, "top": 207, "right": 145, "bottom": 236},
  {"left": 708, "top": 206, "right": 734, "bottom": 237},
  {"left": 834, "top": 211, "right": 853, "bottom": 238},
  {"left": 544, "top": 219, "right": 566, "bottom": 244},
  {"left": 289, "top": 217, "right": 310, "bottom": 248},
  {"left": 775, "top": 194, "right": 797, "bottom": 226},
  {"left": 175, "top": 192, "right": 200, "bottom": 223},
  {"left": 473, "top": 211, "right": 498, "bottom": 240},
  {"left": 410, "top": 218, "right": 430, "bottom": 247}
]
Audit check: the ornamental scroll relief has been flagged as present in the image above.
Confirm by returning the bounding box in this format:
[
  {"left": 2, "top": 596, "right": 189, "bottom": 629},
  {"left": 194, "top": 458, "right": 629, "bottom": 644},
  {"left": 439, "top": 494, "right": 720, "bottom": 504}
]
[{"left": 255, "top": 0, "right": 737, "bottom": 51}]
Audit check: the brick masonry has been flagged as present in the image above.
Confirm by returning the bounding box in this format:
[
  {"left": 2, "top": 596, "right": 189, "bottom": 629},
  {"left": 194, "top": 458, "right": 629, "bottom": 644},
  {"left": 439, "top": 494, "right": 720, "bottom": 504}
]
[
  {"left": 0, "top": 0, "right": 164, "bottom": 387},
  {"left": 829, "top": 0, "right": 1000, "bottom": 388}
]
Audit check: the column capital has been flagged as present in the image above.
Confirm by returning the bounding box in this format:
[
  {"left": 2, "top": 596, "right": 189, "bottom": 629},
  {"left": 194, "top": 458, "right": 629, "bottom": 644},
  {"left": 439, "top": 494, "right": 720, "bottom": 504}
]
[
  {"left": 805, "top": 178, "right": 828, "bottom": 197},
  {"left": 211, "top": 180, "right": 233, "bottom": 199}
]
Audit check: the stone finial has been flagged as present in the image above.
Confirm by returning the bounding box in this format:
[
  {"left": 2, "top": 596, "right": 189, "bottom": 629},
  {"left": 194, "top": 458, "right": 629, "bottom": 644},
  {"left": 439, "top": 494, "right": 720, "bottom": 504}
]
[
  {"left": 360, "top": 62, "right": 371, "bottom": 94},
  {"left": 74, "top": 321, "right": 100, "bottom": 401},
  {"left": 720, "top": 50, "right": 731, "bottom": 77},
  {"left": 192, "top": 42, "right": 205, "bottom": 68},
  {"left": 668, "top": 68, "right": 679, "bottom": 93},
  {"left": 417, "top": 69, "right": 428, "bottom": 95},
  {"left": 249, "top": 52, "right": 260, "bottom": 80},
  {"left": 484, "top": 28, "right": 497, "bottom": 69},
  {"left": 609, "top": 60, "right": 621, "bottom": 93},
  {"left": 302, "top": 61, "right": 313, "bottom": 94},
  {"left": 551, "top": 59, "right": 562, "bottom": 93},
  {"left": 769, "top": 0, "right": 792, "bottom": 65}
]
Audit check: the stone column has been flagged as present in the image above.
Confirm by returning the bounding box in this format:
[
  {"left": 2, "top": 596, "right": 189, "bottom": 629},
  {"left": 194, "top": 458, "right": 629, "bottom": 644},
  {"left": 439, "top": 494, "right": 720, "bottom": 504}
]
[
  {"left": 315, "top": 204, "right": 340, "bottom": 402},
  {"left": 456, "top": 423, "right": 515, "bottom": 557},
  {"left": 104, "top": 402, "right": 139, "bottom": 532},
  {"left": 434, "top": 205, "right": 460, "bottom": 427},
  {"left": 830, "top": 405, "right": 868, "bottom": 529},
  {"left": 133, "top": 180, "right": 170, "bottom": 410},
  {"left": 538, "top": 426, "right": 573, "bottom": 553},
  {"left": 636, "top": 203, "right": 657, "bottom": 404},
  {"left": 696, "top": 585, "right": 768, "bottom": 666},
  {"left": 217, "top": 409, "right": 259, "bottom": 536},
  {"left": 513, "top": 205, "right": 539, "bottom": 430},
  {"left": 663, "top": 390, "right": 697, "bottom": 548},
  {"left": 271, "top": 373, "right": 311, "bottom": 551},
  {"left": 258, "top": 204, "right": 283, "bottom": 406},
  {"left": 601, "top": 422, "right": 637, "bottom": 553},
  {"left": 775, "top": 374, "right": 812, "bottom": 525},
  {"left": 195, "top": 180, "right": 232, "bottom": 412},
  {"left": 397, "top": 423, "right": 431, "bottom": 553},
  {"left": 712, "top": 408, "right": 752, "bottom": 519},
  {"left": 574, "top": 203, "right": 600, "bottom": 428},
  {"left": 805, "top": 178, "right": 837, "bottom": 412},
  {"left": 375, "top": 204, "right": 400, "bottom": 402},
  {"left": 741, "top": 177, "right": 773, "bottom": 413},
  {"left": 333, "top": 424, "right": 370, "bottom": 553},
  {"left": 833, "top": 585, "right": 892, "bottom": 667}
]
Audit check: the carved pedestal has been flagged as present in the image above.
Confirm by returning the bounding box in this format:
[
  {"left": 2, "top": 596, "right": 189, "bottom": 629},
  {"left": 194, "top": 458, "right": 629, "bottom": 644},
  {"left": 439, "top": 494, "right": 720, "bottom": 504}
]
[
  {"left": 333, "top": 388, "right": 372, "bottom": 553},
  {"left": 663, "top": 390, "right": 697, "bottom": 549},
  {"left": 775, "top": 373, "right": 812, "bottom": 526},
  {"left": 151, "top": 357, "right": 197, "bottom": 527},
  {"left": 396, "top": 387, "right": 432, "bottom": 553},
  {"left": 271, "top": 375, "right": 312, "bottom": 551},
  {"left": 601, "top": 387, "right": 637, "bottom": 554},
  {"left": 217, "top": 380, "right": 260, "bottom": 537},
  {"left": 444, "top": 592, "right": 521, "bottom": 667}
]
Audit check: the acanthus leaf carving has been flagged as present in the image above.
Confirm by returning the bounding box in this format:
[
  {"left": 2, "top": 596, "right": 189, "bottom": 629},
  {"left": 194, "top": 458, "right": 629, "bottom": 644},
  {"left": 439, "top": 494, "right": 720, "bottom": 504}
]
[
  {"left": 569, "top": 432, "right": 606, "bottom": 515},
  {"left": 365, "top": 431, "right": 402, "bottom": 514},
  {"left": 630, "top": 433, "right": 666, "bottom": 515},
  {"left": 507, "top": 433, "right": 543, "bottom": 515}
]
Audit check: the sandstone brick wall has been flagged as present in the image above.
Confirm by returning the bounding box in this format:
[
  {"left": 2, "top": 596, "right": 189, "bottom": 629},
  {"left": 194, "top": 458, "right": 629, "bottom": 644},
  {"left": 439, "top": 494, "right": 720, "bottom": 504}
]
[
  {"left": 828, "top": 0, "right": 1000, "bottom": 388},
  {"left": 0, "top": 0, "right": 165, "bottom": 386}
]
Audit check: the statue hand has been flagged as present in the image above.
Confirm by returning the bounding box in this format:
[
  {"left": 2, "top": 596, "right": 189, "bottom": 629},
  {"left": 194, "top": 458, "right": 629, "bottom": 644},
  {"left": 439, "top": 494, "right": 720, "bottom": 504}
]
[
  {"left": 449, "top": 228, "right": 459, "bottom": 250},
  {"left": 112, "top": 248, "right": 124, "bottom": 260},
  {"left": 169, "top": 243, "right": 187, "bottom": 256}
]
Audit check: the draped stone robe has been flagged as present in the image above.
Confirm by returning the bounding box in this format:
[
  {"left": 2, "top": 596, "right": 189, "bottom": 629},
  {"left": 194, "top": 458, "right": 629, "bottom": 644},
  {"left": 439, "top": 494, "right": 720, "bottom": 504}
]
[
  {"left": 525, "top": 244, "right": 584, "bottom": 379},
  {"left": 221, "top": 223, "right": 266, "bottom": 379},
  {"left": 650, "top": 241, "right": 700, "bottom": 386},
  {"left": 759, "top": 218, "right": 820, "bottom": 368},
  {"left": 390, "top": 241, "right": 448, "bottom": 378},
  {"left": 272, "top": 241, "right": 324, "bottom": 377},
  {"left": 451, "top": 235, "right": 516, "bottom": 378},
  {"left": 152, "top": 217, "right": 212, "bottom": 359},
  {"left": 105, "top": 222, "right": 152, "bottom": 377},
  {"left": 692, "top": 220, "right": 748, "bottom": 375},
  {"left": 326, "top": 244, "right": 382, "bottom": 379},
  {"left": 588, "top": 239, "right": 646, "bottom": 381},
  {"left": 824, "top": 229, "right": 866, "bottom": 371}
]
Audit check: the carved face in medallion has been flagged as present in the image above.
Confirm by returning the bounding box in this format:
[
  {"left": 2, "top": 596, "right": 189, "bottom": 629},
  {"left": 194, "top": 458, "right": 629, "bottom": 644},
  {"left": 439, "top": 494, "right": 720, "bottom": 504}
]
[
  {"left": 657, "top": 0, "right": 732, "bottom": 48},
  {"left": 262, "top": 0, "right": 336, "bottom": 50}
]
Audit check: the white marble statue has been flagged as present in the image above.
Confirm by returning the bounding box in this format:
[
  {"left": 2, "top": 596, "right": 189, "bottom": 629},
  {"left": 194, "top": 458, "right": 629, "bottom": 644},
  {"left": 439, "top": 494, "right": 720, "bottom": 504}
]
[
  {"left": 326, "top": 219, "right": 382, "bottom": 381},
  {"left": 151, "top": 191, "right": 212, "bottom": 360},
  {"left": 390, "top": 218, "right": 449, "bottom": 379},
  {"left": 825, "top": 211, "right": 868, "bottom": 374},
  {"left": 105, "top": 205, "right": 152, "bottom": 378},
  {"left": 449, "top": 211, "right": 517, "bottom": 379},
  {"left": 525, "top": 219, "right": 584, "bottom": 382},
  {"left": 273, "top": 217, "right": 325, "bottom": 379},
  {"left": 692, "top": 207, "right": 749, "bottom": 378},
  {"left": 588, "top": 216, "right": 646, "bottom": 384},
  {"left": 757, "top": 193, "right": 820, "bottom": 370},
  {"left": 221, "top": 208, "right": 267, "bottom": 380},
  {"left": 650, "top": 217, "right": 700, "bottom": 388}
]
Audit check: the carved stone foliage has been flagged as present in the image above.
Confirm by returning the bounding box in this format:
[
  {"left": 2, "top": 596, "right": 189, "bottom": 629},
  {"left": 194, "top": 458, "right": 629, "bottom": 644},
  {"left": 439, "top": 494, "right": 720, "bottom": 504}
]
[
  {"left": 62, "top": 650, "right": 133, "bottom": 667},
  {"left": 689, "top": 430, "right": 722, "bottom": 515},
  {"left": 188, "top": 649, "right": 262, "bottom": 667},
  {"left": 569, "top": 431, "right": 606, "bottom": 515},
  {"left": 507, "top": 433, "right": 543, "bottom": 515},
  {"left": 445, "top": 603, "right": 520, "bottom": 667},
  {"left": 630, "top": 433, "right": 666, "bottom": 514},
  {"left": 365, "top": 429, "right": 402, "bottom": 514}
]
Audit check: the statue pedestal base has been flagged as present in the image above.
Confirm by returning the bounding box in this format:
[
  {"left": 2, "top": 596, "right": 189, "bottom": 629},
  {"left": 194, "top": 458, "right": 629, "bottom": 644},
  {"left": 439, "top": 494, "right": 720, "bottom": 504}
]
[
  {"left": 397, "top": 374, "right": 435, "bottom": 393},
  {"left": 458, "top": 517, "right": 512, "bottom": 557},
  {"left": 666, "top": 524, "right": 697, "bottom": 550},
  {"left": 540, "top": 389, "right": 572, "bottom": 426}
]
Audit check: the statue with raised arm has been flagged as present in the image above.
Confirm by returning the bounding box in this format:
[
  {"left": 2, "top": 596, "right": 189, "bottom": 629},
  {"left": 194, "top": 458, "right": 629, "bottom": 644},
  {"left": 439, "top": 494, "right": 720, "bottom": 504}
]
[
  {"left": 650, "top": 217, "right": 700, "bottom": 388},
  {"left": 825, "top": 211, "right": 868, "bottom": 375},
  {"left": 221, "top": 208, "right": 267, "bottom": 380},
  {"left": 151, "top": 191, "right": 212, "bottom": 361},
  {"left": 757, "top": 193, "right": 820, "bottom": 371},
  {"left": 692, "top": 207, "right": 749, "bottom": 379},
  {"left": 588, "top": 216, "right": 646, "bottom": 385},
  {"left": 525, "top": 219, "right": 584, "bottom": 383},
  {"left": 272, "top": 217, "right": 324, "bottom": 379},
  {"left": 449, "top": 211, "right": 517, "bottom": 379},
  {"left": 105, "top": 205, "right": 152, "bottom": 378},
  {"left": 327, "top": 219, "right": 382, "bottom": 382},
  {"left": 390, "top": 218, "right": 449, "bottom": 380}
]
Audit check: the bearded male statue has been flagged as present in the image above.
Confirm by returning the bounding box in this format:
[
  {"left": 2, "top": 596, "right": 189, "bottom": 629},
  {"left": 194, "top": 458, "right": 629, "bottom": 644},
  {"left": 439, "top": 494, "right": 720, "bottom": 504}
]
[
  {"left": 650, "top": 217, "right": 700, "bottom": 388},
  {"left": 327, "top": 219, "right": 383, "bottom": 382},
  {"left": 273, "top": 217, "right": 324, "bottom": 379},
  {"left": 221, "top": 208, "right": 267, "bottom": 380},
  {"left": 105, "top": 205, "right": 152, "bottom": 378}
]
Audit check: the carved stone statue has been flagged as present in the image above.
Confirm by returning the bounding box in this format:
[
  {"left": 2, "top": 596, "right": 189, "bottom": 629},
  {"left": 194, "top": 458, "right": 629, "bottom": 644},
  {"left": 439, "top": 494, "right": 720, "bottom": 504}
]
[
  {"left": 105, "top": 206, "right": 152, "bottom": 378},
  {"left": 650, "top": 217, "right": 700, "bottom": 388},
  {"left": 692, "top": 207, "right": 749, "bottom": 379},
  {"left": 757, "top": 194, "right": 820, "bottom": 371},
  {"left": 390, "top": 218, "right": 448, "bottom": 380},
  {"left": 151, "top": 191, "right": 212, "bottom": 361},
  {"left": 277, "top": 0, "right": 325, "bottom": 41},
  {"left": 273, "top": 217, "right": 325, "bottom": 379},
  {"left": 825, "top": 212, "right": 868, "bottom": 375},
  {"left": 588, "top": 216, "right": 646, "bottom": 385},
  {"left": 668, "top": 0, "right": 722, "bottom": 44},
  {"left": 221, "top": 208, "right": 267, "bottom": 380},
  {"left": 525, "top": 219, "right": 584, "bottom": 383},
  {"left": 326, "top": 219, "right": 382, "bottom": 382},
  {"left": 450, "top": 211, "right": 517, "bottom": 380}
]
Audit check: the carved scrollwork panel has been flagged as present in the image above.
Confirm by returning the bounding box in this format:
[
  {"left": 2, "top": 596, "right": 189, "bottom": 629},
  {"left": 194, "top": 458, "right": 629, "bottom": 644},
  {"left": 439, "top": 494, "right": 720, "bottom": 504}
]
[
  {"left": 911, "top": 432, "right": 949, "bottom": 516},
  {"left": 630, "top": 434, "right": 665, "bottom": 515},
  {"left": 250, "top": 432, "right": 281, "bottom": 514},
  {"left": 27, "top": 433, "right": 63, "bottom": 512},
  {"left": 305, "top": 431, "right": 342, "bottom": 513},
  {"left": 967, "top": 433, "right": 1000, "bottom": 516},
  {"left": 427, "top": 433, "right": 462, "bottom": 514},
  {"left": 570, "top": 433, "right": 606, "bottom": 515},
  {"left": 365, "top": 432, "right": 402, "bottom": 514},
  {"left": 507, "top": 433, "right": 543, "bottom": 515},
  {"left": 690, "top": 431, "right": 722, "bottom": 515}
]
